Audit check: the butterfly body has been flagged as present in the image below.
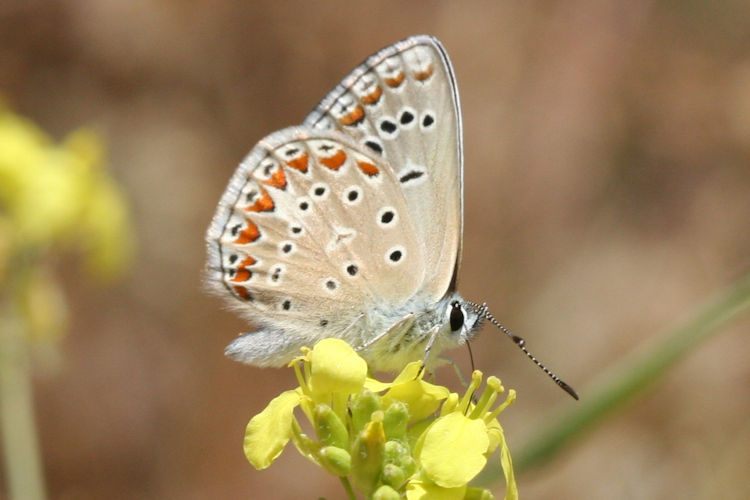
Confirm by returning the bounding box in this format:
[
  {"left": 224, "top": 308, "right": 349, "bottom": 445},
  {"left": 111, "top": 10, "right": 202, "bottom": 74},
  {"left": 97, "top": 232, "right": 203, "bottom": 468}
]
[
  {"left": 207, "top": 35, "right": 476, "bottom": 372},
  {"left": 354, "top": 292, "right": 484, "bottom": 371}
]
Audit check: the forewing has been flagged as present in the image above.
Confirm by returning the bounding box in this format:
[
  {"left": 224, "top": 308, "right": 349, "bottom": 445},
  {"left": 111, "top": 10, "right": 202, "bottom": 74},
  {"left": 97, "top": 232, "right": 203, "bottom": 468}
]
[{"left": 303, "top": 35, "right": 463, "bottom": 300}]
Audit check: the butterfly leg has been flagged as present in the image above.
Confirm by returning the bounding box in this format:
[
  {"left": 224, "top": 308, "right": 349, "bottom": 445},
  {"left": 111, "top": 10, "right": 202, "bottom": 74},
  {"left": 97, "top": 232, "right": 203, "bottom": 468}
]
[
  {"left": 356, "top": 313, "right": 415, "bottom": 351},
  {"left": 341, "top": 313, "right": 366, "bottom": 339},
  {"left": 420, "top": 325, "right": 441, "bottom": 369},
  {"left": 438, "top": 355, "right": 469, "bottom": 387}
]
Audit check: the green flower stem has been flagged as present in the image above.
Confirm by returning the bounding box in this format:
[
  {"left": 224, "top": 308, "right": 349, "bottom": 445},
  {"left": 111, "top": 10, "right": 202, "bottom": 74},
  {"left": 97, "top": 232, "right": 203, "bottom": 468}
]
[
  {"left": 514, "top": 271, "right": 750, "bottom": 474},
  {"left": 339, "top": 476, "right": 356, "bottom": 500},
  {"left": 1, "top": 261, "right": 47, "bottom": 500}
]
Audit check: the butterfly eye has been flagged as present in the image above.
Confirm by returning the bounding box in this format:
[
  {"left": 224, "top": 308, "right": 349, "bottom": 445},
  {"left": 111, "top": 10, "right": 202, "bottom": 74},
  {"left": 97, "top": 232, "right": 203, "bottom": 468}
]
[{"left": 449, "top": 301, "right": 464, "bottom": 332}]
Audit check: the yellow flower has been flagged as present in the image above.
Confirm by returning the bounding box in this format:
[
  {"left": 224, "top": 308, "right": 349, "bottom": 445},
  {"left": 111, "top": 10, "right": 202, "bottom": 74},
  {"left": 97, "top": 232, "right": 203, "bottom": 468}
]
[
  {"left": 418, "top": 412, "right": 489, "bottom": 488},
  {"left": 407, "top": 371, "right": 517, "bottom": 500},
  {"left": 310, "top": 336, "right": 368, "bottom": 397},
  {"left": 244, "top": 339, "right": 364, "bottom": 471},
  {"left": 376, "top": 361, "right": 451, "bottom": 422},
  {"left": 0, "top": 104, "right": 133, "bottom": 343},
  {"left": 0, "top": 104, "right": 133, "bottom": 277},
  {"left": 243, "top": 389, "right": 301, "bottom": 469},
  {"left": 242, "top": 338, "right": 518, "bottom": 499},
  {"left": 0, "top": 104, "right": 134, "bottom": 500}
]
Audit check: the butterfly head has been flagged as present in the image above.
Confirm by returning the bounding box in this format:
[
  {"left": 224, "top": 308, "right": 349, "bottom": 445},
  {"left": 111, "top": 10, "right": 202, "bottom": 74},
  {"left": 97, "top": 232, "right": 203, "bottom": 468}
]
[{"left": 443, "top": 294, "right": 485, "bottom": 344}]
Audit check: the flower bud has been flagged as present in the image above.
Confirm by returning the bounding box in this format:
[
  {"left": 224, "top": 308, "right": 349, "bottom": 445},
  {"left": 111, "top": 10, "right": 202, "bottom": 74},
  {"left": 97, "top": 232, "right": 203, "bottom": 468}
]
[
  {"left": 318, "top": 446, "right": 351, "bottom": 476},
  {"left": 314, "top": 403, "right": 348, "bottom": 449},
  {"left": 350, "top": 410, "right": 386, "bottom": 496},
  {"left": 350, "top": 389, "right": 381, "bottom": 433},
  {"left": 380, "top": 463, "right": 406, "bottom": 489},
  {"left": 465, "top": 487, "right": 496, "bottom": 500},
  {"left": 383, "top": 440, "right": 410, "bottom": 468},
  {"left": 382, "top": 400, "right": 408, "bottom": 441},
  {"left": 372, "top": 484, "right": 400, "bottom": 500}
]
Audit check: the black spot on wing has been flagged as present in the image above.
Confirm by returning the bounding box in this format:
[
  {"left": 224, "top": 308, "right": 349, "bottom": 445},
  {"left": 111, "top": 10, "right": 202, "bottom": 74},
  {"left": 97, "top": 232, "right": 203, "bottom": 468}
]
[
  {"left": 364, "top": 140, "right": 383, "bottom": 155},
  {"left": 399, "top": 170, "right": 424, "bottom": 183}
]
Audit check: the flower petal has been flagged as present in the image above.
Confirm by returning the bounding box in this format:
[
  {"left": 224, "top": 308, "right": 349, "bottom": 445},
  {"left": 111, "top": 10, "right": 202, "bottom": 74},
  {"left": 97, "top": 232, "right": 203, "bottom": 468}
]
[
  {"left": 406, "top": 474, "right": 467, "bottom": 500},
  {"left": 244, "top": 389, "right": 301, "bottom": 469},
  {"left": 310, "top": 338, "right": 367, "bottom": 397},
  {"left": 485, "top": 419, "right": 502, "bottom": 456},
  {"left": 498, "top": 427, "right": 518, "bottom": 500},
  {"left": 382, "top": 362, "right": 450, "bottom": 422},
  {"left": 419, "top": 412, "right": 489, "bottom": 488},
  {"left": 364, "top": 376, "right": 392, "bottom": 393}
]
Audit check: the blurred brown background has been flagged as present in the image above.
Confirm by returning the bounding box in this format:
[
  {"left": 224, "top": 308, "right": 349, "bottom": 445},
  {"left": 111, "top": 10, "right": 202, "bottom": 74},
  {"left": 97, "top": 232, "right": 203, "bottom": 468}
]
[{"left": 2, "top": 1, "right": 750, "bottom": 499}]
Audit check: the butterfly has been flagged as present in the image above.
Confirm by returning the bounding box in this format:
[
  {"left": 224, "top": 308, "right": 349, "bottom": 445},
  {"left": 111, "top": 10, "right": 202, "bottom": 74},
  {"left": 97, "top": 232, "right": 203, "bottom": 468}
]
[{"left": 205, "top": 35, "right": 577, "bottom": 398}]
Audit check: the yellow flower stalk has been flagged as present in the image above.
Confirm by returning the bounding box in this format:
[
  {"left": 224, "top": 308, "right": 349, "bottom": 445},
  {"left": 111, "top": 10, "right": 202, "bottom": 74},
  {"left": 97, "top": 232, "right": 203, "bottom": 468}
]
[
  {"left": 0, "top": 103, "right": 134, "bottom": 500},
  {"left": 243, "top": 338, "right": 518, "bottom": 499}
]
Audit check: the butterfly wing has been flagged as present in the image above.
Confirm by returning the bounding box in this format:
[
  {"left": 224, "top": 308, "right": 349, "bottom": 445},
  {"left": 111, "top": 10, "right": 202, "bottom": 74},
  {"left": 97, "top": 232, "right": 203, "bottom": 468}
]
[
  {"left": 303, "top": 35, "right": 464, "bottom": 301},
  {"left": 206, "top": 127, "right": 425, "bottom": 365}
]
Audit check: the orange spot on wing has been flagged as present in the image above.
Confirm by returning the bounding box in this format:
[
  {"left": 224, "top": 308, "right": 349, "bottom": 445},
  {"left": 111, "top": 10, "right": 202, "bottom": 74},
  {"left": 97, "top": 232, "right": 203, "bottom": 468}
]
[
  {"left": 235, "top": 220, "right": 260, "bottom": 244},
  {"left": 357, "top": 161, "right": 379, "bottom": 177},
  {"left": 286, "top": 152, "right": 308, "bottom": 173},
  {"left": 360, "top": 86, "right": 383, "bottom": 105},
  {"left": 385, "top": 72, "right": 405, "bottom": 87},
  {"left": 320, "top": 149, "right": 347, "bottom": 170},
  {"left": 339, "top": 105, "right": 365, "bottom": 126},
  {"left": 246, "top": 188, "right": 275, "bottom": 212},
  {"left": 238, "top": 256, "right": 256, "bottom": 268},
  {"left": 232, "top": 268, "right": 252, "bottom": 282},
  {"left": 414, "top": 65, "right": 434, "bottom": 81},
  {"left": 234, "top": 285, "right": 251, "bottom": 300},
  {"left": 231, "top": 255, "right": 258, "bottom": 282},
  {"left": 262, "top": 168, "right": 287, "bottom": 190}
]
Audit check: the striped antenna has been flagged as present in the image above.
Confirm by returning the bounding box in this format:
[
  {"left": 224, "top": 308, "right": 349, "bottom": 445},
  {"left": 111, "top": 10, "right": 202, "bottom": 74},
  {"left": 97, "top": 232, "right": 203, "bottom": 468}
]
[{"left": 468, "top": 301, "right": 579, "bottom": 400}]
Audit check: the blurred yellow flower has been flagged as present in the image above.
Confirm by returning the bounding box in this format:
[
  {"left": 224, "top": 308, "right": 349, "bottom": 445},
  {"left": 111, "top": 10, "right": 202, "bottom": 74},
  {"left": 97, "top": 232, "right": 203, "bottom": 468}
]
[
  {"left": 0, "top": 103, "right": 134, "bottom": 342},
  {"left": 0, "top": 101, "right": 135, "bottom": 500},
  {"left": 0, "top": 103, "right": 133, "bottom": 281}
]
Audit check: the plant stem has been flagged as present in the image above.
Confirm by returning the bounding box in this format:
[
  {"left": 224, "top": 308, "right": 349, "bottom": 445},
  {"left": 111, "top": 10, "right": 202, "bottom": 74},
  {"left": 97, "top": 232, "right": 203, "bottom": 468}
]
[
  {"left": 514, "top": 271, "right": 750, "bottom": 473},
  {"left": 1, "top": 296, "right": 47, "bottom": 500},
  {"left": 339, "top": 476, "right": 357, "bottom": 500}
]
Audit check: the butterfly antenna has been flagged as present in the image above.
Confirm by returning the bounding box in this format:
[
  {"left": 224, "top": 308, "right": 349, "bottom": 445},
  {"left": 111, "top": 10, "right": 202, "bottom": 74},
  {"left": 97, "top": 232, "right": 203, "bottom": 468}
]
[
  {"left": 468, "top": 301, "right": 579, "bottom": 400},
  {"left": 466, "top": 339, "right": 476, "bottom": 372}
]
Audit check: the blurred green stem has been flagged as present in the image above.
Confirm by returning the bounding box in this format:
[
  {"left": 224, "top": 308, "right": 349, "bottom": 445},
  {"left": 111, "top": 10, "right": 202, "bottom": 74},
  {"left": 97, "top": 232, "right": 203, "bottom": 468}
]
[
  {"left": 513, "top": 271, "right": 750, "bottom": 474},
  {"left": 339, "top": 476, "right": 356, "bottom": 500},
  {"left": 1, "top": 260, "right": 47, "bottom": 500}
]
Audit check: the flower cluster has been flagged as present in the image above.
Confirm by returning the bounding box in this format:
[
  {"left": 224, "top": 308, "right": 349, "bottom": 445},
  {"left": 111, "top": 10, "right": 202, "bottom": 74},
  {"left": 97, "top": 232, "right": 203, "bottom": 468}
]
[
  {"left": 0, "top": 102, "right": 133, "bottom": 342},
  {"left": 0, "top": 100, "right": 134, "bottom": 500},
  {"left": 244, "top": 338, "right": 518, "bottom": 500}
]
